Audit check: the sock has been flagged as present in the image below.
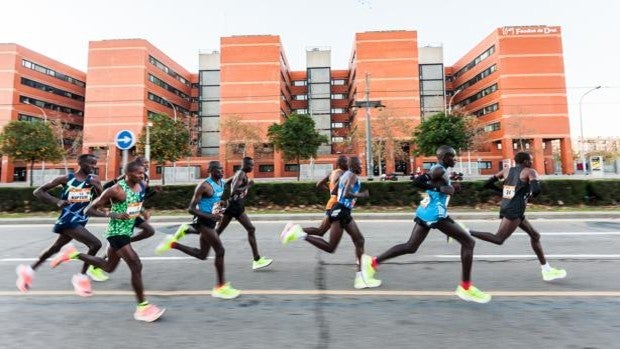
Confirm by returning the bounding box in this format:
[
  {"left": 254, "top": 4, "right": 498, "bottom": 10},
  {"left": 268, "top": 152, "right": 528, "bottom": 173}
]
[
  {"left": 170, "top": 241, "right": 178, "bottom": 249},
  {"left": 69, "top": 251, "right": 80, "bottom": 260},
  {"left": 460, "top": 281, "right": 472, "bottom": 290},
  {"left": 137, "top": 301, "right": 149, "bottom": 309},
  {"left": 371, "top": 256, "right": 379, "bottom": 270},
  {"left": 541, "top": 263, "right": 552, "bottom": 272}
]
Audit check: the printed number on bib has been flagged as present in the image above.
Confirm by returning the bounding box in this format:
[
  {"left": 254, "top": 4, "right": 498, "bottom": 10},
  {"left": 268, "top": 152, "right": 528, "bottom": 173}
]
[
  {"left": 419, "top": 193, "right": 430, "bottom": 208},
  {"left": 503, "top": 185, "right": 516, "bottom": 199},
  {"left": 67, "top": 188, "right": 92, "bottom": 203},
  {"left": 126, "top": 202, "right": 143, "bottom": 218}
]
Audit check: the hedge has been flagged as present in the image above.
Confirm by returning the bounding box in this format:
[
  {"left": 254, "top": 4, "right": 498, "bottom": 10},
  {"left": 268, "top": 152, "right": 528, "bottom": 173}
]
[{"left": 2, "top": 179, "right": 618, "bottom": 213}]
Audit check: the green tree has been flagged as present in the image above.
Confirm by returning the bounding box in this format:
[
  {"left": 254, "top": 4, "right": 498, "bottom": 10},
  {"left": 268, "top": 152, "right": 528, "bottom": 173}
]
[
  {"left": 267, "top": 113, "right": 328, "bottom": 181},
  {"left": 0, "top": 120, "right": 64, "bottom": 186},
  {"left": 221, "top": 114, "right": 263, "bottom": 158},
  {"left": 412, "top": 112, "right": 472, "bottom": 156},
  {"left": 136, "top": 113, "right": 190, "bottom": 184}
]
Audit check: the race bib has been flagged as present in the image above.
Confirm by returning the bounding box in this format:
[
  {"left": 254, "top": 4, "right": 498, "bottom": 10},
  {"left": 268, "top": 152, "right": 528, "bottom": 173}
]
[
  {"left": 67, "top": 188, "right": 92, "bottom": 203},
  {"left": 126, "top": 202, "right": 143, "bottom": 218},
  {"left": 503, "top": 185, "right": 516, "bottom": 199},
  {"left": 419, "top": 193, "right": 430, "bottom": 208}
]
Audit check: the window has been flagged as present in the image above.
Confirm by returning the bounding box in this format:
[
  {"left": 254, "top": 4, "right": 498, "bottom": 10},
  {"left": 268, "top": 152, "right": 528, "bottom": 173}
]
[
  {"left": 308, "top": 67, "right": 330, "bottom": 83},
  {"left": 293, "top": 80, "right": 306, "bottom": 86},
  {"left": 478, "top": 161, "right": 493, "bottom": 169},
  {"left": 259, "top": 164, "right": 274, "bottom": 172},
  {"left": 419, "top": 64, "right": 443, "bottom": 80},
  {"left": 483, "top": 122, "right": 501, "bottom": 132},
  {"left": 284, "top": 164, "right": 299, "bottom": 172},
  {"left": 331, "top": 79, "right": 346, "bottom": 86},
  {"left": 331, "top": 122, "right": 345, "bottom": 128}
]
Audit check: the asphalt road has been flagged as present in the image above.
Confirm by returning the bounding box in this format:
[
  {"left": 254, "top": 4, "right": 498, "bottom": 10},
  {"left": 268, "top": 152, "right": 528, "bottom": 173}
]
[{"left": 1, "top": 217, "right": 619, "bottom": 348}]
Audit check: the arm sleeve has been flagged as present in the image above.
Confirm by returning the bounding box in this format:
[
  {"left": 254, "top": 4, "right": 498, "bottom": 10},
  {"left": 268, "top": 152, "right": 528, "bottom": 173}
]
[
  {"left": 482, "top": 175, "right": 503, "bottom": 195},
  {"left": 529, "top": 180, "right": 542, "bottom": 197},
  {"left": 413, "top": 173, "right": 439, "bottom": 191}
]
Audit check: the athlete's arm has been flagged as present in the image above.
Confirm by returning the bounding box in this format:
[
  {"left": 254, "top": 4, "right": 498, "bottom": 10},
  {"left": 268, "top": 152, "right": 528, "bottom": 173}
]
[
  {"left": 102, "top": 174, "right": 123, "bottom": 190},
  {"left": 90, "top": 176, "right": 104, "bottom": 198},
  {"left": 188, "top": 182, "right": 220, "bottom": 220},
  {"left": 33, "top": 175, "right": 69, "bottom": 208},
  {"left": 343, "top": 174, "right": 369, "bottom": 198},
  {"left": 526, "top": 168, "right": 542, "bottom": 197},
  {"left": 85, "top": 185, "right": 129, "bottom": 219},
  {"left": 316, "top": 175, "right": 330, "bottom": 191}
]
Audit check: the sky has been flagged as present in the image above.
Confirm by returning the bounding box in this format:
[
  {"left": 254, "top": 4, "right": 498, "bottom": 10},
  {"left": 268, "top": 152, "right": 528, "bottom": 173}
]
[{"left": 2, "top": 0, "right": 619, "bottom": 139}]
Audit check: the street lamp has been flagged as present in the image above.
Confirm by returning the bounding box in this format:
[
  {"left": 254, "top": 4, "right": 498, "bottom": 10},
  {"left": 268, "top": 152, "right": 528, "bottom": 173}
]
[
  {"left": 578, "top": 86, "right": 601, "bottom": 174},
  {"left": 145, "top": 121, "right": 153, "bottom": 163},
  {"left": 354, "top": 73, "right": 384, "bottom": 180},
  {"left": 24, "top": 101, "right": 48, "bottom": 179},
  {"left": 447, "top": 88, "right": 463, "bottom": 115}
]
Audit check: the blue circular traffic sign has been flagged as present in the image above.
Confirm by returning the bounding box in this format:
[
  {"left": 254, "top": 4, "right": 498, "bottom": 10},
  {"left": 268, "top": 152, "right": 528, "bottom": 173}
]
[{"left": 115, "top": 130, "right": 136, "bottom": 150}]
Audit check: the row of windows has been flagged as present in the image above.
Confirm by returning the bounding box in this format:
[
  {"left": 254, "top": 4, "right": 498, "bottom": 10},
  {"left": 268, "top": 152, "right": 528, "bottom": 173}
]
[
  {"left": 148, "top": 74, "right": 190, "bottom": 102},
  {"left": 483, "top": 121, "right": 501, "bottom": 132},
  {"left": 19, "top": 96, "right": 84, "bottom": 117},
  {"left": 457, "top": 84, "right": 498, "bottom": 108},
  {"left": 148, "top": 55, "right": 190, "bottom": 87},
  {"left": 474, "top": 103, "right": 499, "bottom": 117},
  {"left": 292, "top": 79, "right": 346, "bottom": 86},
  {"left": 454, "top": 65, "right": 497, "bottom": 94},
  {"left": 18, "top": 113, "right": 83, "bottom": 131},
  {"left": 20, "top": 77, "right": 85, "bottom": 102},
  {"left": 147, "top": 92, "right": 190, "bottom": 115},
  {"left": 454, "top": 45, "right": 496, "bottom": 78},
  {"left": 21, "top": 59, "right": 85, "bottom": 87}
]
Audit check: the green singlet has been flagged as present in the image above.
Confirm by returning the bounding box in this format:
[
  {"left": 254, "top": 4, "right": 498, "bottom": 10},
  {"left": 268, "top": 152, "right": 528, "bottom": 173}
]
[{"left": 104, "top": 179, "right": 144, "bottom": 238}]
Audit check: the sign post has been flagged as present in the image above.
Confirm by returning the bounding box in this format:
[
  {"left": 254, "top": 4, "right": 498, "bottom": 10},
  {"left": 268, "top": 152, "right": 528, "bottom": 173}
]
[{"left": 114, "top": 130, "right": 136, "bottom": 174}]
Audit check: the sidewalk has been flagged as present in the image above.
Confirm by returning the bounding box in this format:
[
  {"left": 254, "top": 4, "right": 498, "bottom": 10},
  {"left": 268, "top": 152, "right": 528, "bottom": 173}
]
[{"left": 1, "top": 210, "right": 619, "bottom": 225}]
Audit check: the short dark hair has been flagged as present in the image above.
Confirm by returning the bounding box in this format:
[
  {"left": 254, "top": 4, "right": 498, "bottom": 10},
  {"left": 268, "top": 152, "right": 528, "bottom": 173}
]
[
  {"left": 125, "top": 160, "right": 144, "bottom": 173},
  {"left": 514, "top": 152, "right": 532, "bottom": 165},
  {"left": 134, "top": 156, "right": 147, "bottom": 164},
  {"left": 208, "top": 161, "right": 222, "bottom": 171},
  {"left": 77, "top": 154, "right": 96, "bottom": 164}
]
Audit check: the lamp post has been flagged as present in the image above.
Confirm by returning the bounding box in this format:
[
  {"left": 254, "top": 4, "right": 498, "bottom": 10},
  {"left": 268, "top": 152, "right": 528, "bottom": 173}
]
[
  {"left": 145, "top": 121, "right": 153, "bottom": 163},
  {"left": 578, "top": 86, "right": 601, "bottom": 174},
  {"left": 354, "top": 73, "right": 384, "bottom": 181},
  {"left": 24, "top": 101, "right": 48, "bottom": 180},
  {"left": 160, "top": 97, "right": 178, "bottom": 182},
  {"left": 447, "top": 88, "right": 463, "bottom": 115}
]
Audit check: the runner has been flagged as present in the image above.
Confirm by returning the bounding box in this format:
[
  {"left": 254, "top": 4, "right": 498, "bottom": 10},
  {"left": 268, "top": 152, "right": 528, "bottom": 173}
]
[
  {"left": 16, "top": 154, "right": 103, "bottom": 297},
  {"left": 300, "top": 155, "right": 348, "bottom": 237},
  {"left": 155, "top": 161, "right": 240, "bottom": 299},
  {"left": 51, "top": 160, "right": 165, "bottom": 322},
  {"left": 470, "top": 151, "right": 567, "bottom": 281},
  {"left": 360, "top": 145, "right": 492, "bottom": 303},
  {"left": 87, "top": 156, "right": 159, "bottom": 282},
  {"left": 279, "top": 156, "right": 381, "bottom": 289}
]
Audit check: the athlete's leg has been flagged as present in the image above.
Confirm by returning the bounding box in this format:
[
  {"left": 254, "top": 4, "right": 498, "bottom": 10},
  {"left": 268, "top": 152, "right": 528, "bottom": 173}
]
[
  {"left": 114, "top": 244, "right": 146, "bottom": 303},
  {"left": 342, "top": 218, "right": 365, "bottom": 271},
  {"left": 131, "top": 221, "right": 155, "bottom": 243},
  {"left": 31, "top": 234, "right": 72, "bottom": 270},
  {"left": 215, "top": 214, "right": 233, "bottom": 236},
  {"left": 470, "top": 218, "right": 521, "bottom": 245},
  {"left": 303, "top": 216, "right": 331, "bottom": 236},
  {"left": 375, "top": 223, "right": 430, "bottom": 264},
  {"left": 61, "top": 225, "right": 103, "bottom": 274},
  {"left": 437, "top": 219, "right": 475, "bottom": 283},
  {"left": 518, "top": 218, "right": 547, "bottom": 264},
  {"left": 236, "top": 213, "right": 261, "bottom": 260},
  {"left": 198, "top": 225, "right": 226, "bottom": 286},
  {"left": 304, "top": 220, "right": 344, "bottom": 253},
  {"left": 76, "top": 244, "right": 122, "bottom": 273}
]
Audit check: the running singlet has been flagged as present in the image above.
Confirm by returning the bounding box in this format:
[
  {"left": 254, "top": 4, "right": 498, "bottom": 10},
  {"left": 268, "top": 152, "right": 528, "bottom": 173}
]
[
  {"left": 415, "top": 164, "right": 451, "bottom": 222},
  {"left": 55, "top": 173, "right": 95, "bottom": 226},
  {"left": 336, "top": 171, "right": 360, "bottom": 209},
  {"left": 499, "top": 165, "right": 529, "bottom": 218},
  {"left": 197, "top": 177, "right": 224, "bottom": 213},
  {"left": 104, "top": 179, "right": 145, "bottom": 238}
]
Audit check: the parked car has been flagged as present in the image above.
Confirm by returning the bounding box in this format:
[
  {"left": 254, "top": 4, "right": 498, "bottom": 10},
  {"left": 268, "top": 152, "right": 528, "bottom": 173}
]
[{"left": 380, "top": 173, "right": 399, "bottom": 181}]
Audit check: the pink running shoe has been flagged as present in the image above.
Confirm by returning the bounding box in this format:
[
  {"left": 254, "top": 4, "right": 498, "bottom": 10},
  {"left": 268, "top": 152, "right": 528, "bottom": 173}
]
[
  {"left": 16, "top": 264, "right": 34, "bottom": 293},
  {"left": 50, "top": 244, "right": 78, "bottom": 268},
  {"left": 134, "top": 304, "right": 166, "bottom": 322},
  {"left": 71, "top": 274, "right": 93, "bottom": 297}
]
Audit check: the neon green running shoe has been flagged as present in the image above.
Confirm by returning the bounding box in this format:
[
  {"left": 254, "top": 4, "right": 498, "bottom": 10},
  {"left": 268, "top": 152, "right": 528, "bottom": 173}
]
[
  {"left": 252, "top": 257, "right": 273, "bottom": 270},
  {"left": 542, "top": 267, "right": 567, "bottom": 282},
  {"left": 212, "top": 282, "right": 240, "bottom": 299},
  {"left": 155, "top": 235, "right": 177, "bottom": 255},
  {"left": 354, "top": 272, "right": 382, "bottom": 289},
  {"left": 280, "top": 224, "right": 305, "bottom": 245},
  {"left": 456, "top": 285, "right": 491, "bottom": 303},
  {"left": 360, "top": 254, "right": 377, "bottom": 281},
  {"left": 87, "top": 265, "right": 109, "bottom": 282},
  {"left": 173, "top": 223, "right": 189, "bottom": 240}
]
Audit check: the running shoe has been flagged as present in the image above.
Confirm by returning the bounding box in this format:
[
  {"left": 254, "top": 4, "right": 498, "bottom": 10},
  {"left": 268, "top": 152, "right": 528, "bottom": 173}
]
[
  {"left": 280, "top": 224, "right": 304, "bottom": 245},
  {"left": 354, "top": 273, "right": 382, "bottom": 289},
  {"left": 173, "top": 223, "right": 189, "bottom": 240},
  {"left": 542, "top": 267, "right": 567, "bottom": 282},
  {"left": 212, "top": 282, "right": 240, "bottom": 299},
  {"left": 455, "top": 285, "right": 491, "bottom": 303},
  {"left": 50, "top": 244, "right": 78, "bottom": 268},
  {"left": 72, "top": 274, "right": 93, "bottom": 297},
  {"left": 15, "top": 264, "right": 34, "bottom": 293},
  {"left": 360, "top": 254, "right": 377, "bottom": 281},
  {"left": 87, "top": 265, "right": 109, "bottom": 282},
  {"left": 155, "top": 235, "right": 177, "bottom": 255},
  {"left": 279, "top": 222, "right": 295, "bottom": 241},
  {"left": 134, "top": 304, "right": 166, "bottom": 322},
  {"left": 252, "top": 256, "right": 273, "bottom": 270}
]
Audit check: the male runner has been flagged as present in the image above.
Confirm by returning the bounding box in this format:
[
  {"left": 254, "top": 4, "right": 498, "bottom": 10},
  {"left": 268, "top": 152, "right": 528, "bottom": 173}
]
[
  {"left": 51, "top": 160, "right": 165, "bottom": 322},
  {"left": 280, "top": 156, "right": 381, "bottom": 289},
  {"left": 361, "top": 145, "right": 492, "bottom": 303},
  {"left": 16, "top": 154, "right": 103, "bottom": 297},
  {"left": 469, "top": 151, "right": 567, "bottom": 281},
  {"left": 155, "top": 161, "right": 240, "bottom": 299}
]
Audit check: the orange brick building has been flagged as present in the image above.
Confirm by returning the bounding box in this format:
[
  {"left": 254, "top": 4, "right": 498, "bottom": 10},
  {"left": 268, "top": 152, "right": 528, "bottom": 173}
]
[{"left": 0, "top": 25, "right": 574, "bottom": 182}]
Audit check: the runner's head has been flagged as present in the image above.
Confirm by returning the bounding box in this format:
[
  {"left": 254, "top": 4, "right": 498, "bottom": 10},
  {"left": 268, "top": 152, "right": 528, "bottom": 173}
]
[
  {"left": 348, "top": 156, "right": 362, "bottom": 175},
  {"left": 242, "top": 157, "right": 254, "bottom": 173},
  {"left": 336, "top": 155, "right": 348, "bottom": 171},
  {"left": 77, "top": 154, "right": 98, "bottom": 175},
  {"left": 514, "top": 152, "right": 533, "bottom": 167},
  {"left": 134, "top": 156, "right": 149, "bottom": 169},
  {"left": 125, "top": 160, "right": 145, "bottom": 184},
  {"left": 208, "top": 161, "right": 224, "bottom": 180},
  {"left": 436, "top": 145, "right": 457, "bottom": 168}
]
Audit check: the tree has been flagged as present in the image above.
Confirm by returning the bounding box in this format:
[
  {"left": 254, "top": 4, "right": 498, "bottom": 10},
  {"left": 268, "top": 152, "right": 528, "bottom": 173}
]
[
  {"left": 136, "top": 113, "right": 190, "bottom": 184},
  {"left": 220, "top": 114, "right": 263, "bottom": 158},
  {"left": 412, "top": 112, "right": 472, "bottom": 156},
  {"left": 369, "top": 110, "right": 414, "bottom": 176},
  {"left": 0, "top": 120, "right": 64, "bottom": 186},
  {"left": 267, "top": 113, "right": 328, "bottom": 181}
]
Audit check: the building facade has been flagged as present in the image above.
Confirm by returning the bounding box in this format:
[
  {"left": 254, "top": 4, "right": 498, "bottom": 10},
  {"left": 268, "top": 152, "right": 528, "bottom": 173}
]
[{"left": 0, "top": 25, "right": 574, "bottom": 182}]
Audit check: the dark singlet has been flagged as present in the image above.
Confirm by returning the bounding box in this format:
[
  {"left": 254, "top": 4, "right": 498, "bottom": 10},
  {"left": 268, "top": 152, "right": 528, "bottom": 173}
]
[{"left": 500, "top": 166, "right": 529, "bottom": 219}]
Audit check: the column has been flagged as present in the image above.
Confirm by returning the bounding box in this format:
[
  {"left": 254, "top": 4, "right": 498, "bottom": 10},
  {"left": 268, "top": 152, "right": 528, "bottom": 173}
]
[
  {"left": 531, "top": 138, "right": 544, "bottom": 173},
  {"left": 0, "top": 155, "right": 13, "bottom": 183},
  {"left": 560, "top": 138, "right": 574, "bottom": 174}
]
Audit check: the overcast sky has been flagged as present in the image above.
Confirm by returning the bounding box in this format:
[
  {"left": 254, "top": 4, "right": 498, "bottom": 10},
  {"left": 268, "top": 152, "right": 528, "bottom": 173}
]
[{"left": 2, "top": 0, "right": 618, "bottom": 138}]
